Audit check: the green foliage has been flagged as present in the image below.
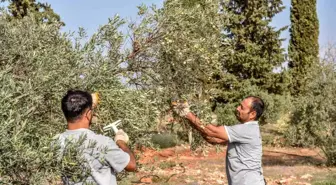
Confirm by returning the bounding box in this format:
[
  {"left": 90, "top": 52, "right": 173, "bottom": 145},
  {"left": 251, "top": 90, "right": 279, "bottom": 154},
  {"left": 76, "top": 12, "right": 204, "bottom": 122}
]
[
  {"left": 215, "top": 103, "right": 238, "bottom": 126},
  {"left": 125, "top": 0, "right": 222, "bottom": 102},
  {"left": 2, "top": 0, "right": 64, "bottom": 26},
  {"left": 0, "top": 14, "right": 79, "bottom": 184},
  {"left": 288, "top": 0, "right": 319, "bottom": 95},
  {"left": 215, "top": 0, "right": 288, "bottom": 102},
  {"left": 94, "top": 88, "right": 160, "bottom": 146},
  {"left": 287, "top": 48, "right": 336, "bottom": 165},
  {"left": 0, "top": 12, "right": 159, "bottom": 183},
  {"left": 52, "top": 135, "right": 95, "bottom": 185},
  {"left": 127, "top": 0, "right": 288, "bottom": 106},
  {"left": 1, "top": 0, "right": 334, "bottom": 183},
  {"left": 314, "top": 182, "right": 336, "bottom": 185},
  {"left": 124, "top": 0, "right": 289, "bottom": 126},
  {"left": 313, "top": 174, "right": 336, "bottom": 185},
  {"left": 151, "top": 133, "right": 177, "bottom": 149},
  {"left": 122, "top": 1, "right": 290, "bottom": 152},
  {"left": 258, "top": 93, "right": 293, "bottom": 125},
  {"left": 158, "top": 161, "right": 176, "bottom": 169},
  {"left": 215, "top": 84, "right": 293, "bottom": 126}
]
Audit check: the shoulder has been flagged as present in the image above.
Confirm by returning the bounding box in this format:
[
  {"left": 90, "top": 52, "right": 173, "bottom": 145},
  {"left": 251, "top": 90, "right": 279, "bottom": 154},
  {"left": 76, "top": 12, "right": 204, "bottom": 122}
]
[
  {"left": 85, "top": 131, "right": 112, "bottom": 141},
  {"left": 225, "top": 123, "right": 247, "bottom": 130},
  {"left": 225, "top": 123, "right": 259, "bottom": 136},
  {"left": 226, "top": 122, "right": 259, "bottom": 128},
  {"left": 94, "top": 133, "right": 113, "bottom": 142},
  {"left": 86, "top": 132, "right": 117, "bottom": 148}
]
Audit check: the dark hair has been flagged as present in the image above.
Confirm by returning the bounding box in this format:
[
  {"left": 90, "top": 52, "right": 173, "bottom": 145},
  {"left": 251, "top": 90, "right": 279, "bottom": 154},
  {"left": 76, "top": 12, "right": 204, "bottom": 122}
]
[
  {"left": 246, "top": 96, "right": 265, "bottom": 120},
  {"left": 61, "top": 90, "right": 92, "bottom": 122}
]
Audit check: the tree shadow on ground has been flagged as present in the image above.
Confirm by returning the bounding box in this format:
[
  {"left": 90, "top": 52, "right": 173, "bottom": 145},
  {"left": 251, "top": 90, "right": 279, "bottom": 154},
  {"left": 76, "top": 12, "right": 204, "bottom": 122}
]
[{"left": 262, "top": 149, "right": 325, "bottom": 166}]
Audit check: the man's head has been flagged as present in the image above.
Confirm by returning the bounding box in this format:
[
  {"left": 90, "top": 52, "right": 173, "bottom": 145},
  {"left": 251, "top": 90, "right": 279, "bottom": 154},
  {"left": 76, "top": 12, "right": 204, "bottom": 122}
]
[
  {"left": 235, "top": 96, "right": 264, "bottom": 123},
  {"left": 61, "top": 90, "right": 93, "bottom": 125}
]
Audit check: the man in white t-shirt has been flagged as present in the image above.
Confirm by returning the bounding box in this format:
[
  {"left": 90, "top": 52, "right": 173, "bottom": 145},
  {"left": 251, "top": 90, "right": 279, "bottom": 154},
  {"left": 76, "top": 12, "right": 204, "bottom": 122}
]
[
  {"left": 56, "top": 90, "right": 136, "bottom": 185},
  {"left": 173, "top": 96, "right": 266, "bottom": 185}
]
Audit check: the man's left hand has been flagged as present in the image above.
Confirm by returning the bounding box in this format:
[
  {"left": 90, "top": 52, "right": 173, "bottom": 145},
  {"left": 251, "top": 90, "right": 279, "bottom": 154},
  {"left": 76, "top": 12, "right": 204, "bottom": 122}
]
[
  {"left": 172, "top": 101, "right": 190, "bottom": 117},
  {"left": 114, "top": 129, "right": 129, "bottom": 143}
]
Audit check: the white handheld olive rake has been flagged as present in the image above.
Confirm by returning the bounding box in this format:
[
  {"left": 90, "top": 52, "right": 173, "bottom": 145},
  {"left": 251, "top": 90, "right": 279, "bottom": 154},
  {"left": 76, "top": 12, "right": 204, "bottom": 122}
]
[{"left": 103, "top": 119, "right": 122, "bottom": 134}]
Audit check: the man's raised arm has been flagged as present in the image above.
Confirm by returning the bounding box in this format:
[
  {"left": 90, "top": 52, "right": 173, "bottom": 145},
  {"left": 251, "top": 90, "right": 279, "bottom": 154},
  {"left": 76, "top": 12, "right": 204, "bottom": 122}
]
[{"left": 172, "top": 102, "right": 228, "bottom": 144}]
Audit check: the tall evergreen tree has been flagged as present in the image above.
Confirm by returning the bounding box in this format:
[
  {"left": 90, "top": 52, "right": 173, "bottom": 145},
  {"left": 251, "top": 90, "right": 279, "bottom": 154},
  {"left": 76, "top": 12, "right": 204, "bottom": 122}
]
[
  {"left": 214, "top": 0, "right": 287, "bottom": 103},
  {"left": 288, "top": 0, "right": 319, "bottom": 95}
]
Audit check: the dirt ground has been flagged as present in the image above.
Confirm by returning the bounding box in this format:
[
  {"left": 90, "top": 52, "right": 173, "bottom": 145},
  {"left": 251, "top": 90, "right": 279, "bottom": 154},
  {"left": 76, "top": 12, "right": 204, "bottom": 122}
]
[{"left": 119, "top": 145, "right": 336, "bottom": 185}]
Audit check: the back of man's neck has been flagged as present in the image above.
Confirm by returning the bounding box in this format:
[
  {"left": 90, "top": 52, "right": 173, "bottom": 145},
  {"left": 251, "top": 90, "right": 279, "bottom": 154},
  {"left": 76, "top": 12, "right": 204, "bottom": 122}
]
[
  {"left": 67, "top": 121, "right": 89, "bottom": 130},
  {"left": 243, "top": 120, "right": 258, "bottom": 124}
]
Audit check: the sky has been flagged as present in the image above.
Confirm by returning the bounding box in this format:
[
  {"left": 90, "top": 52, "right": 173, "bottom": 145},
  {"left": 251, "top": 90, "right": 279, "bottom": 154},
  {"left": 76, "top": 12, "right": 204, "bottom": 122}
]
[
  {"left": 6, "top": 0, "right": 336, "bottom": 51},
  {"left": 39, "top": 0, "right": 163, "bottom": 37},
  {"left": 271, "top": 0, "right": 336, "bottom": 51}
]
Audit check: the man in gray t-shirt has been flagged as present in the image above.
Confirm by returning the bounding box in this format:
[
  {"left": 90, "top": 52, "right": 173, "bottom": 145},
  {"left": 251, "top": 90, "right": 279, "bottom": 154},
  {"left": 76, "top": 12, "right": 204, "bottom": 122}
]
[
  {"left": 173, "top": 96, "right": 266, "bottom": 185},
  {"left": 55, "top": 90, "right": 136, "bottom": 185},
  {"left": 225, "top": 122, "right": 264, "bottom": 185}
]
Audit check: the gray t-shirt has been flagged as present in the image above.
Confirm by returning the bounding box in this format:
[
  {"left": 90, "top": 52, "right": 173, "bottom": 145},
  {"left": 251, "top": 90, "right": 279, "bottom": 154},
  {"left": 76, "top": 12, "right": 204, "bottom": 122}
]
[
  {"left": 57, "top": 128, "right": 130, "bottom": 185},
  {"left": 224, "top": 121, "right": 265, "bottom": 185}
]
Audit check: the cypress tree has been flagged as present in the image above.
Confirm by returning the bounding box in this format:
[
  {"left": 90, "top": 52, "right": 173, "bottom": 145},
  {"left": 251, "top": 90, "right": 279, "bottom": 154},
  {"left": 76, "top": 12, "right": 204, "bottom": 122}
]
[{"left": 288, "top": 0, "right": 319, "bottom": 95}]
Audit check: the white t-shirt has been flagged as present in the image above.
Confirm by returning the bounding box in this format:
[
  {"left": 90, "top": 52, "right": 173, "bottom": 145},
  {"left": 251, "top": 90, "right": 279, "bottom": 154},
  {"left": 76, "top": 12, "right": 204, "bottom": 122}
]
[{"left": 57, "top": 128, "right": 130, "bottom": 185}]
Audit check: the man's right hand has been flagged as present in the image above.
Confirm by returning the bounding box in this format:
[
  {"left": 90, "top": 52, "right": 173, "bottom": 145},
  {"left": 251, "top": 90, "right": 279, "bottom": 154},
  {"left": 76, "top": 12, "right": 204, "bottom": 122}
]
[{"left": 114, "top": 129, "right": 129, "bottom": 143}]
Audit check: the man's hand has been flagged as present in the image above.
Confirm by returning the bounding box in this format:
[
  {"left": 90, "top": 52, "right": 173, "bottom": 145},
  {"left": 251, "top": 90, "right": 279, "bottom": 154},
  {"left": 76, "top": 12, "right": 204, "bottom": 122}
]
[
  {"left": 114, "top": 129, "right": 129, "bottom": 143},
  {"left": 172, "top": 101, "right": 190, "bottom": 117}
]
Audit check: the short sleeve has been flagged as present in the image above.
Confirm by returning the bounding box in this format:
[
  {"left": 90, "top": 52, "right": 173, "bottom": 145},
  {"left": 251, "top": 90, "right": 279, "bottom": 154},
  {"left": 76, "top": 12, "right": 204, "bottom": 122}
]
[
  {"left": 104, "top": 138, "right": 130, "bottom": 173},
  {"left": 225, "top": 124, "right": 253, "bottom": 144}
]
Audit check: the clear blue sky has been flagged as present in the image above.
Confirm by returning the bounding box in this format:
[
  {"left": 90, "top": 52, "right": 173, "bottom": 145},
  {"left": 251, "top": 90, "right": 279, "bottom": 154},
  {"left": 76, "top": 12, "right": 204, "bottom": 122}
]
[
  {"left": 29, "top": 0, "right": 336, "bottom": 50},
  {"left": 271, "top": 0, "right": 336, "bottom": 51},
  {"left": 39, "top": 0, "right": 163, "bottom": 36}
]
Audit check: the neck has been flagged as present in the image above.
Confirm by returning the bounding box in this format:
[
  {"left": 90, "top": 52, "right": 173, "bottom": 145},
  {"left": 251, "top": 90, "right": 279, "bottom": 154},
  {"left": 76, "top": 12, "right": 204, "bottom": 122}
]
[
  {"left": 67, "top": 120, "right": 90, "bottom": 130},
  {"left": 243, "top": 119, "right": 257, "bottom": 124}
]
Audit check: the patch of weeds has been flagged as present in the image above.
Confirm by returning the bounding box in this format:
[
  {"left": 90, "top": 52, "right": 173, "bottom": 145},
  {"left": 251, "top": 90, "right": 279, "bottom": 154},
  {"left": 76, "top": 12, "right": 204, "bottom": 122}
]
[
  {"left": 117, "top": 172, "right": 137, "bottom": 185},
  {"left": 184, "top": 176, "right": 199, "bottom": 185},
  {"left": 152, "top": 175, "right": 170, "bottom": 184},
  {"left": 134, "top": 174, "right": 172, "bottom": 184},
  {"left": 159, "top": 161, "right": 176, "bottom": 169},
  {"left": 313, "top": 173, "right": 336, "bottom": 185},
  {"left": 153, "top": 155, "right": 159, "bottom": 163},
  {"left": 216, "top": 145, "right": 223, "bottom": 153},
  {"left": 313, "top": 182, "right": 336, "bottom": 185}
]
